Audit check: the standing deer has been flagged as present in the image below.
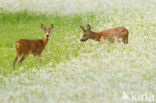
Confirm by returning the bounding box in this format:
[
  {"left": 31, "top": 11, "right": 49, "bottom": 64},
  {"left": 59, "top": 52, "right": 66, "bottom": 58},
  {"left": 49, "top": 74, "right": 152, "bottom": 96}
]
[
  {"left": 13, "top": 24, "right": 53, "bottom": 68},
  {"left": 80, "top": 24, "right": 129, "bottom": 43}
]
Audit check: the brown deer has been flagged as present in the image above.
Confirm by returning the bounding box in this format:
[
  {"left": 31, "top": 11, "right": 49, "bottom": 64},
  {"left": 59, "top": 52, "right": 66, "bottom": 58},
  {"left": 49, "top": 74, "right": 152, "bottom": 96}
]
[
  {"left": 80, "top": 24, "right": 129, "bottom": 43},
  {"left": 13, "top": 24, "right": 53, "bottom": 68}
]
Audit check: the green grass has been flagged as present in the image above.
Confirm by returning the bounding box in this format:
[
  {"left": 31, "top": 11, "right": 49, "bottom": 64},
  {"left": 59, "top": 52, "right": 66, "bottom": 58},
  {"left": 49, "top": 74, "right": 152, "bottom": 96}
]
[
  {"left": 0, "top": 0, "right": 156, "bottom": 103},
  {"left": 0, "top": 12, "right": 94, "bottom": 76}
]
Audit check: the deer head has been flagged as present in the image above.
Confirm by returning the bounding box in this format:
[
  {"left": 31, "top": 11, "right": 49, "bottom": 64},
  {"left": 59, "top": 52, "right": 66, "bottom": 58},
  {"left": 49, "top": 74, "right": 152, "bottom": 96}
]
[
  {"left": 80, "top": 24, "right": 92, "bottom": 42},
  {"left": 41, "top": 24, "right": 54, "bottom": 39}
]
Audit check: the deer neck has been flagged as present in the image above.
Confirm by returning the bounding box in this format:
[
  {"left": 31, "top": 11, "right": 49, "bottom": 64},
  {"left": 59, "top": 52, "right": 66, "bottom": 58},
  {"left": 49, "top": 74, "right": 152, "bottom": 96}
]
[
  {"left": 90, "top": 31, "right": 101, "bottom": 41},
  {"left": 42, "top": 38, "right": 49, "bottom": 46}
]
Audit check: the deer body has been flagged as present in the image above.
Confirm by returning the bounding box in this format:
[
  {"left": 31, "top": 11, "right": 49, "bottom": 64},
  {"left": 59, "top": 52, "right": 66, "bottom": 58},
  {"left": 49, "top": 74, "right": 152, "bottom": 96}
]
[
  {"left": 13, "top": 24, "right": 53, "bottom": 68},
  {"left": 16, "top": 39, "right": 47, "bottom": 56},
  {"left": 80, "top": 24, "right": 128, "bottom": 43}
]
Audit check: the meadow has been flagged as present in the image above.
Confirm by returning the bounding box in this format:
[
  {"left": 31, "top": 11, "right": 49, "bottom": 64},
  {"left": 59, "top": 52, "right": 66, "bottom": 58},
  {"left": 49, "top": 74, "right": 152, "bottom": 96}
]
[{"left": 0, "top": 0, "right": 156, "bottom": 103}]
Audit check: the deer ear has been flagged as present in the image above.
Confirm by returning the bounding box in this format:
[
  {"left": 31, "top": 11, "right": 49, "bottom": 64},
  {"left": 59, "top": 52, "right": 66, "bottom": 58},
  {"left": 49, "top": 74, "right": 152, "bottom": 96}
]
[
  {"left": 49, "top": 24, "right": 54, "bottom": 31},
  {"left": 87, "top": 24, "right": 91, "bottom": 30},
  {"left": 41, "top": 24, "right": 46, "bottom": 30},
  {"left": 80, "top": 25, "right": 85, "bottom": 32}
]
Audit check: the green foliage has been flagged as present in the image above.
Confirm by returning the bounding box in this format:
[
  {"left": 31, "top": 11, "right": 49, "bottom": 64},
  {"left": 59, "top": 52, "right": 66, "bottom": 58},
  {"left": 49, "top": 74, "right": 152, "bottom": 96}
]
[
  {"left": 0, "top": 0, "right": 155, "bottom": 102},
  {"left": 0, "top": 12, "right": 91, "bottom": 76}
]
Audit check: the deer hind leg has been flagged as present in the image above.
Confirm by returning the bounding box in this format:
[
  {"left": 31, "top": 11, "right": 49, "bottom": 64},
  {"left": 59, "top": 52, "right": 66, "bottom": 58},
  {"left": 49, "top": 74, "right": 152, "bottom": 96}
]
[
  {"left": 18, "top": 54, "right": 27, "bottom": 64},
  {"left": 123, "top": 37, "right": 128, "bottom": 44},
  {"left": 13, "top": 51, "right": 22, "bottom": 68}
]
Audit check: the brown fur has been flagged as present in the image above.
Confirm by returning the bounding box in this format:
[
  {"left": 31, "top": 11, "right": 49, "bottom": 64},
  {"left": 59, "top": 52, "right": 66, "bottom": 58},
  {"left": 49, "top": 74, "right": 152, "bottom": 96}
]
[
  {"left": 13, "top": 24, "right": 53, "bottom": 68},
  {"left": 80, "top": 24, "right": 129, "bottom": 43}
]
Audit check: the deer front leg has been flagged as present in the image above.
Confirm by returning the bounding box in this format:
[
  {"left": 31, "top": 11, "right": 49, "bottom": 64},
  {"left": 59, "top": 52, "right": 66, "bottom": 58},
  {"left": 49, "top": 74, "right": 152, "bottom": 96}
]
[
  {"left": 33, "top": 52, "right": 37, "bottom": 60},
  {"left": 39, "top": 54, "right": 42, "bottom": 62}
]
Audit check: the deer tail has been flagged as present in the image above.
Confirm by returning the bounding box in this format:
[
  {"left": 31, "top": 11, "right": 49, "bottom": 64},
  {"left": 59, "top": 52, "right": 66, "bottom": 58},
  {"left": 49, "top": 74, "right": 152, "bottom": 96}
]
[
  {"left": 16, "top": 42, "right": 20, "bottom": 49},
  {"left": 15, "top": 42, "right": 21, "bottom": 54}
]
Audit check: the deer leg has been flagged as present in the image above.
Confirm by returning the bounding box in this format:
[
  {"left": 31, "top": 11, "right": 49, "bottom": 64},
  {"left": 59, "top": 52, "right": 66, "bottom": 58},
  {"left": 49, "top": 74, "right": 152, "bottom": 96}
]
[
  {"left": 18, "top": 54, "right": 26, "bottom": 64},
  {"left": 33, "top": 53, "right": 37, "bottom": 60},
  {"left": 39, "top": 55, "right": 42, "bottom": 62},
  {"left": 13, "top": 52, "right": 22, "bottom": 68},
  {"left": 124, "top": 37, "right": 128, "bottom": 44}
]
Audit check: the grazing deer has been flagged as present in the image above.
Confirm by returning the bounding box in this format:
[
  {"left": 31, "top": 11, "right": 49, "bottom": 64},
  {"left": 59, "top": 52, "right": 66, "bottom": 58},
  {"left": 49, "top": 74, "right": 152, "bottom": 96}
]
[
  {"left": 13, "top": 24, "right": 53, "bottom": 68},
  {"left": 80, "top": 24, "right": 129, "bottom": 43}
]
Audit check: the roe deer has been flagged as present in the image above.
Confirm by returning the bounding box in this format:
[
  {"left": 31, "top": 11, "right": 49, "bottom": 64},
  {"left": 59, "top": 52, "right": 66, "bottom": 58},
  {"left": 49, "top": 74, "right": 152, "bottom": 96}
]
[
  {"left": 13, "top": 24, "right": 53, "bottom": 68},
  {"left": 80, "top": 24, "right": 128, "bottom": 43}
]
